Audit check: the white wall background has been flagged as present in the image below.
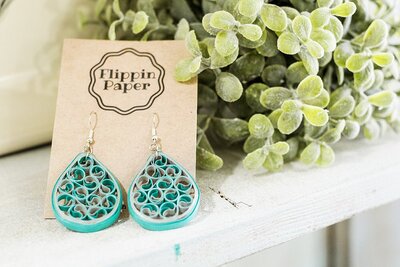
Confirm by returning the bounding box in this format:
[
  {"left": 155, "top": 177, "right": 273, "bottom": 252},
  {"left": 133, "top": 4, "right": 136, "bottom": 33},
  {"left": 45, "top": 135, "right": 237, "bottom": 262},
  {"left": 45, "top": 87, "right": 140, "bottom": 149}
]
[{"left": 0, "top": 0, "right": 83, "bottom": 155}]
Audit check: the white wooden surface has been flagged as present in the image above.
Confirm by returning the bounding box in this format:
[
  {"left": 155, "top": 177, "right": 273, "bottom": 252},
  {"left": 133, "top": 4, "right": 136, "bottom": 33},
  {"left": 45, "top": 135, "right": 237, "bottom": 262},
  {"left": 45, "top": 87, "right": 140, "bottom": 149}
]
[{"left": 0, "top": 136, "right": 400, "bottom": 267}]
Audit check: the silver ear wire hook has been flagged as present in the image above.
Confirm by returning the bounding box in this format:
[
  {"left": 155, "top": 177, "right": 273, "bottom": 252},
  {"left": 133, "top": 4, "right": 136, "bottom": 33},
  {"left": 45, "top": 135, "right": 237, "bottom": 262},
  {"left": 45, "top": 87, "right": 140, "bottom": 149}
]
[
  {"left": 84, "top": 111, "right": 97, "bottom": 156},
  {"left": 152, "top": 112, "right": 159, "bottom": 138},
  {"left": 150, "top": 113, "right": 162, "bottom": 155}
]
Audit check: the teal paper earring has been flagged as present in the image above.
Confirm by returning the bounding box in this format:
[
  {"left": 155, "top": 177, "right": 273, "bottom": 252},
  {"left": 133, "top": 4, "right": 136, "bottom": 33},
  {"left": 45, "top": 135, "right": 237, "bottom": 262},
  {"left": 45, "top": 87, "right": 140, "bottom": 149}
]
[
  {"left": 128, "top": 113, "right": 200, "bottom": 231},
  {"left": 51, "top": 112, "right": 122, "bottom": 233}
]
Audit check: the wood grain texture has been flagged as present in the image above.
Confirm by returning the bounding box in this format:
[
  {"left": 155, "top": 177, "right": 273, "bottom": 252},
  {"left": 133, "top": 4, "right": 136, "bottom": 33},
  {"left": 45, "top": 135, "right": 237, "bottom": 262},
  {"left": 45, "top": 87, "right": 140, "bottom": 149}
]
[{"left": 0, "top": 136, "right": 399, "bottom": 266}]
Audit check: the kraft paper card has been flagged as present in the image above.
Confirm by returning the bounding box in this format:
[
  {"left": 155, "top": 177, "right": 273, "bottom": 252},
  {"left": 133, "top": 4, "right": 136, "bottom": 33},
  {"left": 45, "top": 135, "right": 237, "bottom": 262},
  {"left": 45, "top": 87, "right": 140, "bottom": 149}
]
[{"left": 44, "top": 39, "right": 197, "bottom": 218}]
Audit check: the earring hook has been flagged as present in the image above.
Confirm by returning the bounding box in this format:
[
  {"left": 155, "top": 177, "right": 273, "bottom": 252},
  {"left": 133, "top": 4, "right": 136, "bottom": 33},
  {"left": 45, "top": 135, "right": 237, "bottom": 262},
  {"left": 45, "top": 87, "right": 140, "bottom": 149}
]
[
  {"left": 150, "top": 113, "right": 162, "bottom": 155},
  {"left": 152, "top": 113, "right": 159, "bottom": 136},
  {"left": 84, "top": 111, "right": 97, "bottom": 155},
  {"left": 88, "top": 111, "right": 98, "bottom": 131}
]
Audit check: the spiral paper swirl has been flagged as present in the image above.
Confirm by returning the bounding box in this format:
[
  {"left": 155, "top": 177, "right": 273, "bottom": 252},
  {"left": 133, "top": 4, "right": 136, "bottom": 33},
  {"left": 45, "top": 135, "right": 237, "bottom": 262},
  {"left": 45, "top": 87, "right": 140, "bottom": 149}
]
[
  {"left": 129, "top": 152, "right": 199, "bottom": 222},
  {"left": 53, "top": 153, "right": 121, "bottom": 222}
]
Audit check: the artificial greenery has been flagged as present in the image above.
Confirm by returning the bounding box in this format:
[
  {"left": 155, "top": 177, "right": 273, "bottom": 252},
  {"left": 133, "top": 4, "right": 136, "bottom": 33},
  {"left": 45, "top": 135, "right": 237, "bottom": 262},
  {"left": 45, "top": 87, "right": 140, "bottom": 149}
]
[{"left": 80, "top": 0, "right": 400, "bottom": 172}]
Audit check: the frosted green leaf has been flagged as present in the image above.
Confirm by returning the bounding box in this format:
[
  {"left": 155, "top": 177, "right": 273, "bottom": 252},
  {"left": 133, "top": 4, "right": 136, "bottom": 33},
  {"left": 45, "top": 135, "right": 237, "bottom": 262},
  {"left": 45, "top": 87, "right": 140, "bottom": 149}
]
[
  {"left": 248, "top": 114, "right": 274, "bottom": 139},
  {"left": 215, "top": 30, "right": 239, "bottom": 57},
  {"left": 243, "top": 136, "right": 266, "bottom": 153},
  {"left": 237, "top": 25, "right": 267, "bottom": 49},
  {"left": 319, "top": 129, "right": 341, "bottom": 144},
  {"left": 334, "top": 42, "right": 354, "bottom": 68},
  {"left": 336, "top": 66, "right": 344, "bottom": 85},
  {"left": 302, "top": 89, "right": 330, "bottom": 108},
  {"left": 363, "top": 19, "right": 388, "bottom": 48},
  {"left": 305, "top": 123, "right": 325, "bottom": 140},
  {"left": 209, "top": 45, "right": 239, "bottom": 69},
  {"left": 213, "top": 118, "right": 249, "bottom": 142},
  {"left": 196, "top": 146, "right": 223, "bottom": 171},
  {"left": 306, "top": 123, "right": 331, "bottom": 141},
  {"left": 189, "top": 56, "right": 202, "bottom": 73},
  {"left": 317, "top": 0, "right": 334, "bottom": 8},
  {"left": 185, "top": 30, "right": 201, "bottom": 56},
  {"left": 202, "top": 13, "right": 220, "bottom": 35},
  {"left": 363, "top": 120, "right": 380, "bottom": 140},
  {"left": 286, "top": 62, "right": 308, "bottom": 85},
  {"left": 316, "top": 144, "right": 335, "bottom": 167},
  {"left": 112, "top": 0, "right": 123, "bottom": 17},
  {"left": 343, "top": 120, "right": 360, "bottom": 139},
  {"left": 174, "top": 58, "right": 198, "bottom": 82},
  {"left": 266, "top": 53, "right": 286, "bottom": 66},
  {"left": 329, "top": 88, "right": 351, "bottom": 108},
  {"left": 245, "top": 83, "right": 269, "bottom": 112},
  {"left": 243, "top": 148, "right": 268, "bottom": 170},
  {"left": 354, "top": 100, "right": 370, "bottom": 117},
  {"left": 269, "top": 142, "right": 290, "bottom": 155},
  {"left": 95, "top": 0, "right": 107, "bottom": 17},
  {"left": 136, "top": 0, "right": 156, "bottom": 24},
  {"left": 175, "top": 19, "right": 190, "bottom": 40},
  {"left": 310, "top": 7, "right": 331, "bottom": 28},
  {"left": 301, "top": 104, "right": 329, "bottom": 126},
  {"left": 215, "top": 72, "right": 243, "bottom": 102},
  {"left": 305, "top": 39, "right": 325, "bottom": 59},
  {"left": 277, "top": 32, "right": 301, "bottom": 55},
  {"left": 372, "top": 53, "right": 394, "bottom": 67},
  {"left": 355, "top": 108, "right": 372, "bottom": 129},
  {"left": 311, "top": 29, "right": 337, "bottom": 53},
  {"left": 237, "top": 19, "right": 266, "bottom": 48},
  {"left": 122, "top": 11, "right": 135, "bottom": 31},
  {"left": 281, "top": 6, "right": 300, "bottom": 20},
  {"left": 372, "top": 70, "right": 384, "bottom": 89},
  {"left": 238, "top": 24, "right": 263, "bottom": 41},
  {"left": 319, "top": 120, "right": 345, "bottom": 144},
  {"left": 77, "top": 10, "right": 88, "bottom": 30},
  {"left": 238, "top": 0, "right": 263, "bottom": 18},
  {"left": 277, "top": 110, "right": 303, "bottom": 134},
  {"left": 260, "top": 4, "right": 288, "bottom": 32},
  {"left": 132, "top": 11, "right": 149, "bottom": 34},
  {"left": 108, "top": 21, "right": 118, "bottom": 40},
  {"left": 297, "top": 75, "right": 323, "bottom": 100},
  {"left": 257, "top": 29, "right": 279, "bottom": 57},
  {"left": 263, "top": 152, "right": 284, "bottom": 172},
  {"left": 198, "top": 84, "right": 218, "bottom": 112},
  {"left": 299, "top": 48, "right": 319, "bottom": 75},
  {"left": 260, "top": 87, "right": 293, "bottom": 110},
  {"left": 319, "top": 52, "right": 333, "bottom": 67},
  {"left": 345, "top": 53, "right": 370, "bottom": 73},
  {"left": 268, "top": 109, "right": 283, "bottom": 128},
  {"left": 329, "top": 95, "right": 355, "bottom": 118},
  {"left": 368, "top": 91, "right": 395, "bottom": 108},
  {"left": 229, "top": 52, "right": 265, "bottom": 83},
  {"left": 330, "top": 2, "right": 356, "bottom": 17},
  {"left": 300, "top": 142, "right": 320, "bottom": 165},
  {"left": 103, "top": 4, "right": 113, "bottom": 25},
  {"left": 325, "top": 16, "right": 343, "bottom": 42},
  {"left": 210, "top": 11, "right": 237, "bottom": 30},
  {"left": 354, "top": 62, "right": 375, "bottom": 90},
  {"left": 261, "top": 65, "right": 286, "bottom": 86},
  {"left": 292, "top": 15, "right": 312, "bottom": 42},
  {"left": 283, "top": 137, "right": 299, "bottom": 162},
  {"left": 282, "top": 100, "right": 301, "bottom": 112}
]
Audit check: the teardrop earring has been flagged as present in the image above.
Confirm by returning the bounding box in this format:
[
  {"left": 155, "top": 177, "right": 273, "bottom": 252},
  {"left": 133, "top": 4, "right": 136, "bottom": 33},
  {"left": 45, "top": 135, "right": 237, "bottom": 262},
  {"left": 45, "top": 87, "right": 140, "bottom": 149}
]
[
  {"left": 128, "top": 113, "right": 200, "bottom": 231},
  {"left": 51, "top": 112, "right": 123, "bottom": 233}
]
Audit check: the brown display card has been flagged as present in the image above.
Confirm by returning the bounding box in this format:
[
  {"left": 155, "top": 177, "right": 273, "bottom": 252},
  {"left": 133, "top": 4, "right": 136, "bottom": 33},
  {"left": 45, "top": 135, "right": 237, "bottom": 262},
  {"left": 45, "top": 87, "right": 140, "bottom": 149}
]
[{"left": 44, "top": 39, "right": 197, "bottom": 218}]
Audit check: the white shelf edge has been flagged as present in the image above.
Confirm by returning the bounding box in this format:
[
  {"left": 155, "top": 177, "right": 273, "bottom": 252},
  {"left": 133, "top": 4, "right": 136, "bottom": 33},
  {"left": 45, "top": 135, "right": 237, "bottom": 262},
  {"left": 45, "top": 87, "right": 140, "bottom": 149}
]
[{"left": 1, "top": 136, "right": 400, "bottom": 267}]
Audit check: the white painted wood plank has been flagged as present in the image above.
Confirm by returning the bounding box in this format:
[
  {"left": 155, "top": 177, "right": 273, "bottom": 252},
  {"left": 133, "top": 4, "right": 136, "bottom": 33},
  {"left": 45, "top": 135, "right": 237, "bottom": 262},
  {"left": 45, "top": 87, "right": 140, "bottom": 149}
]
[{"left": 1, "top": 136, "right": 400, "bottom": 267}]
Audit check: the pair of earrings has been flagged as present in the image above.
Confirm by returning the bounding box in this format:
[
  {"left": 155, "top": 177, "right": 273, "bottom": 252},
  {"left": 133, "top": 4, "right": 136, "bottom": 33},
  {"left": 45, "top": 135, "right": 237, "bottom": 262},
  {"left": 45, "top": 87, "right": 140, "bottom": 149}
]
[{"left": 51, "top": 112, "right": 200, "bottom": 233}]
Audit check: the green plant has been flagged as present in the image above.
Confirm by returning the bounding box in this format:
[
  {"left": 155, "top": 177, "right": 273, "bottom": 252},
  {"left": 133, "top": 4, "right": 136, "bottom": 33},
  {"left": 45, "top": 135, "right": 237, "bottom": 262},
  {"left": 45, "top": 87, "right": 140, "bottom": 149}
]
[{"left": 80, "top": 0, "right": 400, "bottom": 172}]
